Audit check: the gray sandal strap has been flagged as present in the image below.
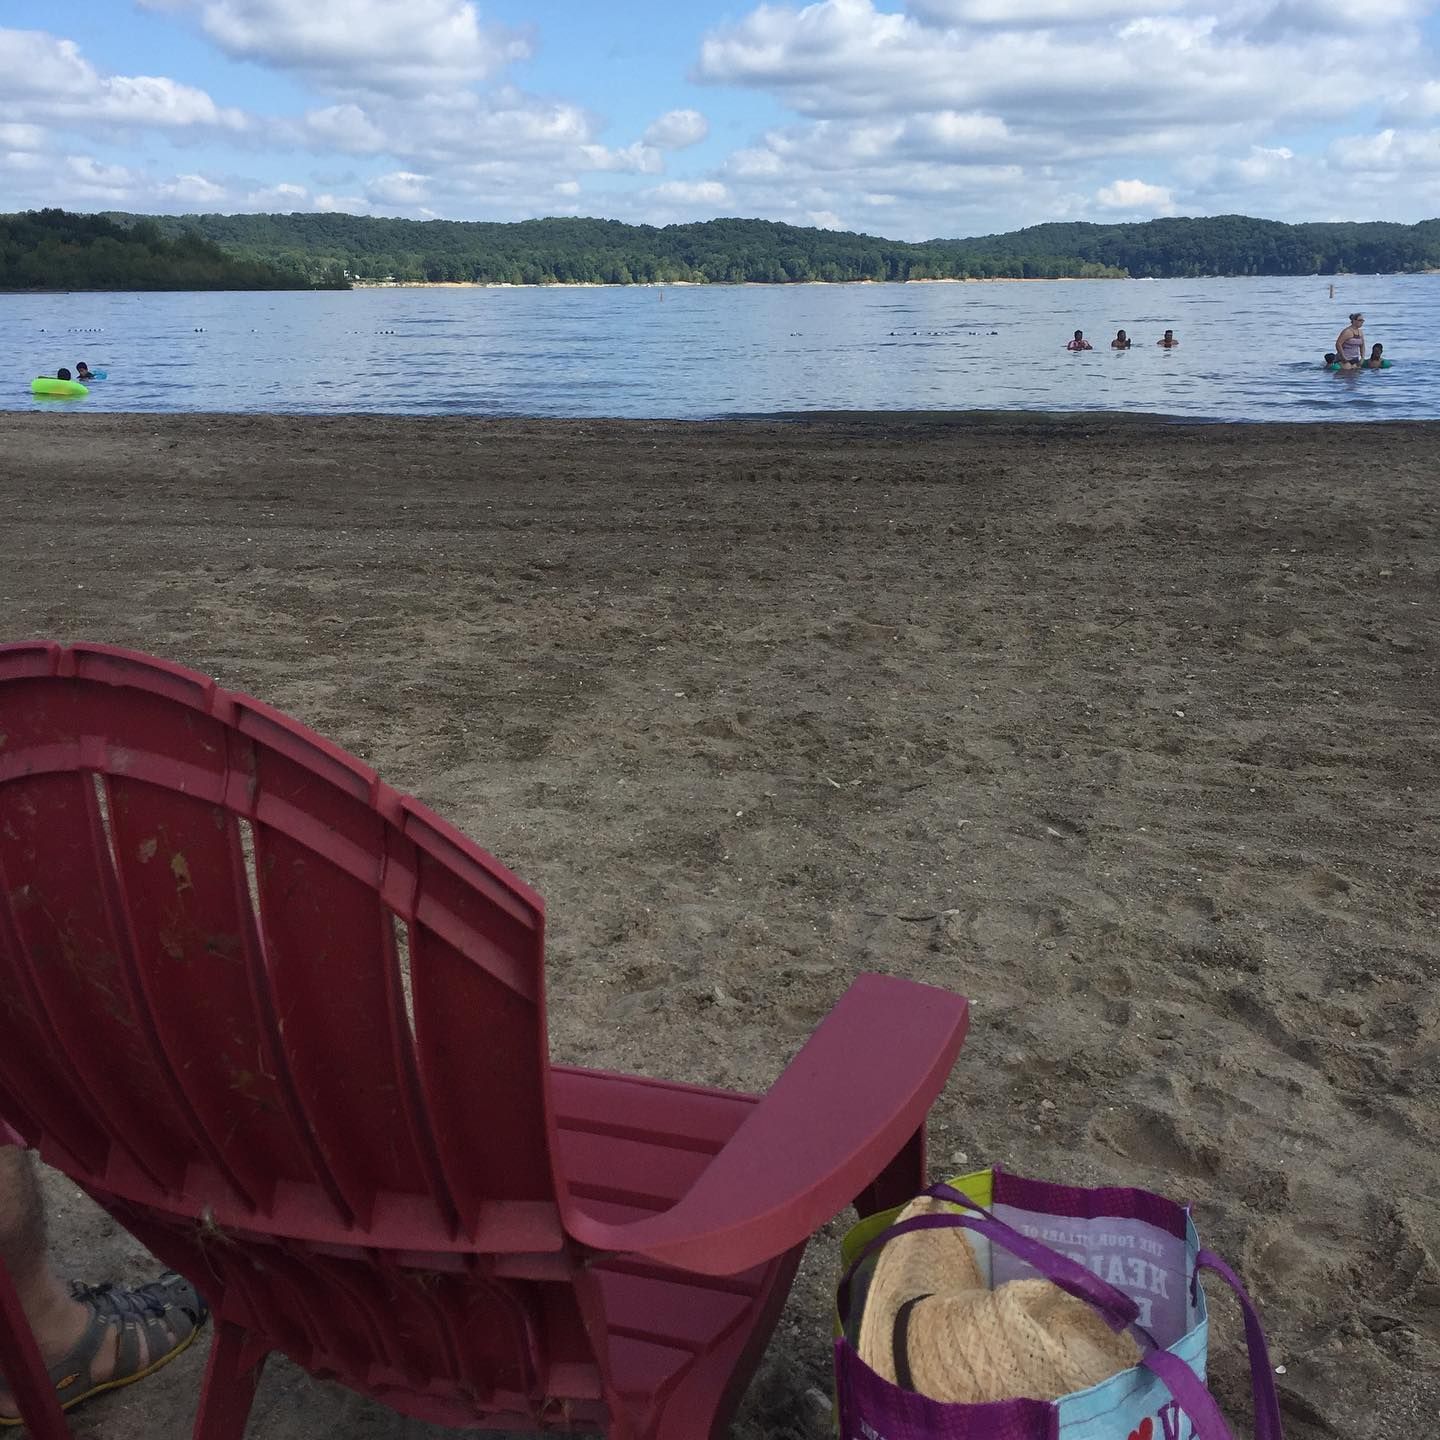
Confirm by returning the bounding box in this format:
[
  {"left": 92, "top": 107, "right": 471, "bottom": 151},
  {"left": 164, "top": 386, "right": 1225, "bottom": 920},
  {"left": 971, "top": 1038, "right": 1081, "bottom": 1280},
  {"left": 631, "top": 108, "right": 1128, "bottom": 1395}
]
[{"left": 47, "top": 1305, "right": 111, "bottom": 1394}]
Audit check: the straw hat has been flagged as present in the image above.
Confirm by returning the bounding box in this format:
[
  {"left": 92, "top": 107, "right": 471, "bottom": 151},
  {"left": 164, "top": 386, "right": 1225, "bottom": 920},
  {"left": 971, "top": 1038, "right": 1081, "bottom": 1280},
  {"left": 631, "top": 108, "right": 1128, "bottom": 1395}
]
[{"left": 857, "top": 1196, "right": 1140, "bottom": 1403}]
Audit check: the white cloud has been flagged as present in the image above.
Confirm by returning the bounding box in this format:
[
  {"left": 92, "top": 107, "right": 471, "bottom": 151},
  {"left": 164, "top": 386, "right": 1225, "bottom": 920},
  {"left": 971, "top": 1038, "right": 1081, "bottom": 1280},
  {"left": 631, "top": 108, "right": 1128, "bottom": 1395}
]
[
  {"left": 314, "top": 191, "right": 371, "bottom": 212},
  {"left": 1329, "top": 128, "right": 1440, "bottom": 175},
  {"left": 367, "top": 170, "right": 431, "bottom": 205},
  {"left": 158, "top": 0, "right": 530, "bottom": 96},
  {"left": 648, "top": 179, "right": 731, "bottom": 203},
  {"left": 292, "top": 103, "right": 389, "bottom": 155},
  {"left": 695, "top": 0, "right": 1396, "bottom": 129},
  {"left": 9, "top": 2, "right": 1440, "bottom": 239},
  {"left": 643, "top": 108, "right": 711, "bottom": 149},
  {"left": 579, "top": 141, "right": 664, "bottom": 174},
  {"left": 1096, "top": 177, "right": 1174, "bottom": 211},
  {"left": 685, "top": 0, "right": 1439, "bottom": 237},
  {"left": 910, "top": 0, "right": 1180, "bottom": 24},
  {"left": 1235, "top": 0, "right": 1431, "bottom": 37},
  {"left": 698, "top": 0, "right": 918, "bottom": 107},
  {"left": 0, "top": 29, "right": 249, "bottom": 131},
  {"left": 726, "top": 146, "right": 787, "bottom": 178},
  {"left": 1232, "top": 145, "right": 1294, "bottom": 183},
  {"left": 0, "top": 122, "right": 47, "bottom": 151},
  {"left": 245, "top": 181, "right": 310, "bottom": 209},
  {"left": 1386, "top": 80, "right": 1440, "bottom": 120},
  {"left": 158, "top": 172, "right": 229, "bottom": 205}
]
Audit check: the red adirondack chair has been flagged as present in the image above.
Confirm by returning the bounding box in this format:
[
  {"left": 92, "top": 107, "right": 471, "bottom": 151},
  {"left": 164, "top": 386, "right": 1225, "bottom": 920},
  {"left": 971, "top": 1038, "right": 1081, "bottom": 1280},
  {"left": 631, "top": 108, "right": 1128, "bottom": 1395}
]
[{"left": 0, "top": 641, "right": 968, "bottom": 1439}]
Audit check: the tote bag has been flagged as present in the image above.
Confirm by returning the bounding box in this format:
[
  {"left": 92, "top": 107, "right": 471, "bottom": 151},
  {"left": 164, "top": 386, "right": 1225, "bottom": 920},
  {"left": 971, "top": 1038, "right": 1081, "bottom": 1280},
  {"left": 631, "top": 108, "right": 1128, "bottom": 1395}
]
[{"left": 834, "top": 1169, "right": 1283, "bottom": 1440}]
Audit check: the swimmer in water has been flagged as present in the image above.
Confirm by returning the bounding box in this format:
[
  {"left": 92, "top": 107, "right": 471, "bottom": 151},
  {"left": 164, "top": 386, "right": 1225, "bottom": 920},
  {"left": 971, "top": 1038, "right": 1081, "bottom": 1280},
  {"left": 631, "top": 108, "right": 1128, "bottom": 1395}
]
[
  {"left": 1365, "top": 343, "right": 1386, "bottom": 369},
  {"left": 1066, "top": 329, "right": 1093, "bottom": 351},
  {"left": 1334, "top": 312, "right": 1364, "bottom": 369},
  {"left": 1111, "top": 329, "right": 1132, "bottom": 349},
  {"left": 75, "top": 362, "right": 94, "bottom": 381},
  {"left": 56, "top": 368, "right": 72, "bottom": 381},
  {"left": 1157, "top": 329, "right": 1179, "bottom": 348}
]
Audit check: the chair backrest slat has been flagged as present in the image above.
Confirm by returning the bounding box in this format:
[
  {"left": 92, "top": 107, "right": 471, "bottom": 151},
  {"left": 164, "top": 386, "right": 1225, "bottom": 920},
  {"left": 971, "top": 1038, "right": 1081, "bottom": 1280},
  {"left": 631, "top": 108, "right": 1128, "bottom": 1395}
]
[
  {"left": 0, "top": 762, "right": 208, "bottom": 1191},
  {"left": 408, "top": 918, "right": 554, "bottom": 1238},
  {"left": 106, "top": 766, "right": 351, "bottom": 1217},
  {"left": 249, "top": 817, "right": 454, "bottom": 1229}
]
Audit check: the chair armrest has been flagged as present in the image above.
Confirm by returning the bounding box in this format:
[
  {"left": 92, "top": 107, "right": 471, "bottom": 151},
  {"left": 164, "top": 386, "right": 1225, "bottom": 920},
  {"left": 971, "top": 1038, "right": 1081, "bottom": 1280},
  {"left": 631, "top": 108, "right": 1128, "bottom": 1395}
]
[{"left": 562, "top": 973, "right": 967, "bottom": 1275}]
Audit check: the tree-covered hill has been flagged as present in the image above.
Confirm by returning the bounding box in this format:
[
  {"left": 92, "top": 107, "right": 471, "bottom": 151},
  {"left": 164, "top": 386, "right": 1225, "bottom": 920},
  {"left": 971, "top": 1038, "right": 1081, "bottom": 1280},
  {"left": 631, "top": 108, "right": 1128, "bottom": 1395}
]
[
  {"left": 9, "top": 207, "right": 1440, "bottom": 287},
  {"left": 942, "top": 215, "right": 1440, "bottom": 279},
  {"left": 107, "top": 212, "right": 1083, "bottom": 285},
  {"left": 119, "top": 210, "right": 1440, "bottom": 285},
  {"left": 0, "top": 209, "right": 346, "bottom": 290}
]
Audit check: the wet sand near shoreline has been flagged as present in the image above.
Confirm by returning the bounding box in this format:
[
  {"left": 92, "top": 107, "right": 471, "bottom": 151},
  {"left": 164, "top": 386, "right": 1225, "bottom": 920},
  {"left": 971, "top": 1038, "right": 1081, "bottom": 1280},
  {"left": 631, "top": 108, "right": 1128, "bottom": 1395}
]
[{"left": 2, "top": 411, "right": 1436, "bottom": 1439}]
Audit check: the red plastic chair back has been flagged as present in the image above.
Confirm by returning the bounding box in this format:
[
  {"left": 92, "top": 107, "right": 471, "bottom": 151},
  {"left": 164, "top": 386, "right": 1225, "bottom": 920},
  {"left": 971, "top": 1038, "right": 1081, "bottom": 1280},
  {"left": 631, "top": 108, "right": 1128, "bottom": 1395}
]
[{"left": 0, "top": 643, "right": 608, "bottom": 1426}]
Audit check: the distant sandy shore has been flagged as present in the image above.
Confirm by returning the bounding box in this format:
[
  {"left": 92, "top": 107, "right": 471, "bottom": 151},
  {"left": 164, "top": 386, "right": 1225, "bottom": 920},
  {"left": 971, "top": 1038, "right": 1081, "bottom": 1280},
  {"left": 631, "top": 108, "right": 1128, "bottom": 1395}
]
[
  {"left": 3, "top": 412, "right": 1436, "bottom": 1440},
  {"left": 352, "top": 275, "right": 1123, "bottom": 288}
]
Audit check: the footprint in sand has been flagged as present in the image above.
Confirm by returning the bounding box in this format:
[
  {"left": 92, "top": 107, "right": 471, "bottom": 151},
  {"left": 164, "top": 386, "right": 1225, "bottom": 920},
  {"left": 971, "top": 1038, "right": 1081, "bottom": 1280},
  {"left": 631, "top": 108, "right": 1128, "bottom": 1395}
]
[{"left": 1088, "top": 1102, "right": 1221, "bottom": 1178}]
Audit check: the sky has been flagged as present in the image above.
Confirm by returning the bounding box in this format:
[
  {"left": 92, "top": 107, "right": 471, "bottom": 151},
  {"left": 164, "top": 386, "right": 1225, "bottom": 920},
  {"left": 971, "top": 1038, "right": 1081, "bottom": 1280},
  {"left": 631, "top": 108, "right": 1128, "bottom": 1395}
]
[{"left": 2, "top": 0, "right": 1439, "bottom": 241}]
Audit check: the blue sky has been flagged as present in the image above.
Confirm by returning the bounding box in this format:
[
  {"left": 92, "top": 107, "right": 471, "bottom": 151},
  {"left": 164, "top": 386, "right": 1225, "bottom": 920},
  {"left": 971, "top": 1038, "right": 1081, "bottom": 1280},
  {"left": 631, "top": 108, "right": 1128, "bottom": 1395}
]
[{"left": 2, "top": 1, "right": 1438, "bottom": 239}]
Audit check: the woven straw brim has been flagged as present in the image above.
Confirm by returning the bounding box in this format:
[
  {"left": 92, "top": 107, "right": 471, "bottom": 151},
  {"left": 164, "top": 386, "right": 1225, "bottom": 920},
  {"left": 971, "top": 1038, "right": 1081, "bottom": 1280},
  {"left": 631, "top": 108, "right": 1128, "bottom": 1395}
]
[
  {"left": 901, "top": 1278, "right": 1140, "bottom": 1404},
  {"left": 856, "top": 1195, "right": 985, "bottom": 1383}
]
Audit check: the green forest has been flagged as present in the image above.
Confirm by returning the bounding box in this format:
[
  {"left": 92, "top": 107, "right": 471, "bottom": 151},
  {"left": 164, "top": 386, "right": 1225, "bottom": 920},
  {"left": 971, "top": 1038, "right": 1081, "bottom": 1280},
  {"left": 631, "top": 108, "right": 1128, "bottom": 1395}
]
[
  {"left": 5, "top": 207, "right": 1439, "bottom": 289},
  {"left": 0, "top": 209, "right": 343, "bottom": 291},
  {"left": 121, "top": 211, "right": 1440, "bottom": 285}
]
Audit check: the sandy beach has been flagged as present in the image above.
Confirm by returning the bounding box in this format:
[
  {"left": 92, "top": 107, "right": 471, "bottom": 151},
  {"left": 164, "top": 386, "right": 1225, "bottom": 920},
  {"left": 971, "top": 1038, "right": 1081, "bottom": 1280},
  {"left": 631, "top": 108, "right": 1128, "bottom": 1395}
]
[{"left": 1, "top": 411, "right": 1436, "bottom": 1439}]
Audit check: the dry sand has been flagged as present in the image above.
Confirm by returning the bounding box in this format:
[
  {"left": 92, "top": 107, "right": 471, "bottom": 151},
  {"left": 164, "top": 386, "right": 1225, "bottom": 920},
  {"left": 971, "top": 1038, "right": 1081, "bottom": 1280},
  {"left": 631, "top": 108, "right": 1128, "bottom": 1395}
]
[{"left": 1, "top": 411, "right": 1436, "bottom": 1439}]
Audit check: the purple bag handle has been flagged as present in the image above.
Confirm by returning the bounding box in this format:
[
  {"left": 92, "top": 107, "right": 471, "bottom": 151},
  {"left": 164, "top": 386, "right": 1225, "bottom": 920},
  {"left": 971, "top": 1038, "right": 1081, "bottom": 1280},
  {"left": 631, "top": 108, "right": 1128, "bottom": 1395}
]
[
  {"left": 1195, "top": 1249, "right": 1285, "bottom": 1440},
  {"left": 1140, "top": 1349, "right": 1237, "bottom": 1440}
]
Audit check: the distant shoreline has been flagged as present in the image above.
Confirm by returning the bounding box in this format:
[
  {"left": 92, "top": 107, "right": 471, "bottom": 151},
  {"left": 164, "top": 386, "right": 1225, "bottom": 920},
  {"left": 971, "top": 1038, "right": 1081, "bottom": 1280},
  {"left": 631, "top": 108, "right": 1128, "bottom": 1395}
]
[{"left": 350, "top": 275, "right": 1128, "bottom": 289}]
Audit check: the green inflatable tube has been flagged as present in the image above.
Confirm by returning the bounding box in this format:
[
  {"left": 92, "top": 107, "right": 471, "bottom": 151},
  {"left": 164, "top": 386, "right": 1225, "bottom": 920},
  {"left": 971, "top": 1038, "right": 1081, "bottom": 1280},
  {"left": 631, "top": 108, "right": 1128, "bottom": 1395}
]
[
  {"left": 31, "top": 377, "right": 89, "bottom": 397},
  {"left": 1329, "top": 361, "right": 1390, "bottom": 370}
]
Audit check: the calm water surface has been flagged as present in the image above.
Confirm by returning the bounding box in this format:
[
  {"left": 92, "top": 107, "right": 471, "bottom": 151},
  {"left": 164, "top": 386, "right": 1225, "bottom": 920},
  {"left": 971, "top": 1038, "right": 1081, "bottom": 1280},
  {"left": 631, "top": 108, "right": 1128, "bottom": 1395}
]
[{"left": 5, "top": 274, "right": 1435, "bottom": 421}]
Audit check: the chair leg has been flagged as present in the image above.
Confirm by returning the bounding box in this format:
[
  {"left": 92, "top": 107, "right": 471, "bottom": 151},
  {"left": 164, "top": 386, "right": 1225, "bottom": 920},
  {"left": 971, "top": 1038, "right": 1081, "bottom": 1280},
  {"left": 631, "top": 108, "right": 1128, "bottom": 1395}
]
[
  {"left": 0, "top": 1251, "right": 70, "bottom": 1440},
  {"left": 193, "top": 1321, "right": 265, "bottom": 1440},
  {"left": 853, "top": 1125, "right": 926, "bottom": 1218}
]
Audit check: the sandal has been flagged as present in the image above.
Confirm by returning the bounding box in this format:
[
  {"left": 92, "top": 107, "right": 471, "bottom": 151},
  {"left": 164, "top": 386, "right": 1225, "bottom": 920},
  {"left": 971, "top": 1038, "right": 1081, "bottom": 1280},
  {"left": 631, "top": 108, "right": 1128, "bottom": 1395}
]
[{"left": 0, "top": 1271, "right": 209, "bottom": 1426}]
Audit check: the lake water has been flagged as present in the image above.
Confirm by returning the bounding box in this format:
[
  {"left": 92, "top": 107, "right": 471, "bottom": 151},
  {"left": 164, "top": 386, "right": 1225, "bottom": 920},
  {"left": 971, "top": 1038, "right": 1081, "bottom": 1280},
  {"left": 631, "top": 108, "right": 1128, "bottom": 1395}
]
[{"left": 5, "top": 274, "right": 1435, "bottom": 422}]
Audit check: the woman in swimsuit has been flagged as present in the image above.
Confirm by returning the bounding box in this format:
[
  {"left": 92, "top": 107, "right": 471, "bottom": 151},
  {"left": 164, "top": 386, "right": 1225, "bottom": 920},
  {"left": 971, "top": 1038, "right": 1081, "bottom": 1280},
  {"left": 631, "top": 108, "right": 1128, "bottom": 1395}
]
[
  {"left": 1334, "top": 313, "right": 1364, "bottom": 369},
  {"left": 1066, "top": 330, "right": 1093, "bottom": 351},
  {"left": 1111, "top": 329, "right": 1131, "bottom": 349}
]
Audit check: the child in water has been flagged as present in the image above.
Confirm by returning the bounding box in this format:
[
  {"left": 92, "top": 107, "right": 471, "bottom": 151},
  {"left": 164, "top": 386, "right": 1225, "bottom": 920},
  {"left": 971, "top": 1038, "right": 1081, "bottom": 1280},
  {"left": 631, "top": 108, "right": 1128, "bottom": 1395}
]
[
  {"left": 75, "top": 362, "right": 94, "bottom": 381},
  {"left": 56, "top": 368, "right": 72, "bottom": 381},
  {"left": 1066, "top": 330, "right": 1093, "bottom": 351},
  {"left": 1111, "top": 330, "right": 1132, "bottom": 349},
  {"left": 1366, "top": 344, "right": 1386, "bottom": 369},
  {"left": 1157, "top": 330, "right": 1179, "bottom": 348}
]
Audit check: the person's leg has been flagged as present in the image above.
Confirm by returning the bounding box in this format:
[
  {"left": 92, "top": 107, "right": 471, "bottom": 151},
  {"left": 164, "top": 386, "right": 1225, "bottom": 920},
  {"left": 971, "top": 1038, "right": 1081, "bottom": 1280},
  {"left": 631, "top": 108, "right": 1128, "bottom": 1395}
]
[
  {"left": 0, "top": 1148, "right": 89, "bottom": 1367},
  {"left": 0, "top": 1147, "right": 207, "bottom": 1423}
]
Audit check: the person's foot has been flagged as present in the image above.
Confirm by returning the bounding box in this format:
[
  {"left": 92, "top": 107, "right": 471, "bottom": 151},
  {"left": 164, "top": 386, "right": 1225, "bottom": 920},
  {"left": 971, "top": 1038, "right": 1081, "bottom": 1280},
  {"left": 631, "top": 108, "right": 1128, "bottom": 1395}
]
[{"left": 0, "top": 1272, "right": 208, "bottom": 1423}]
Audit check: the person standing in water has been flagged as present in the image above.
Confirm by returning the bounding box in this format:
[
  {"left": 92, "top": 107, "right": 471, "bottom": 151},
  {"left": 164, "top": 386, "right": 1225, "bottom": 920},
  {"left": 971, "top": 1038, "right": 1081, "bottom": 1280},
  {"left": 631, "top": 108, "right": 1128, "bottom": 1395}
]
[
  {"left": 1111, "top": 329, "right": 1132, "bottom": 349},
  {"left": 1334, "top": 312, "right": 1365, "bottom": 369},
  {"left": 1066, "top": 330, "right": 1093, "bottom": 351},
  {"left": 1157, "top": 329, "right": 1179, "bottom": 348}
]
